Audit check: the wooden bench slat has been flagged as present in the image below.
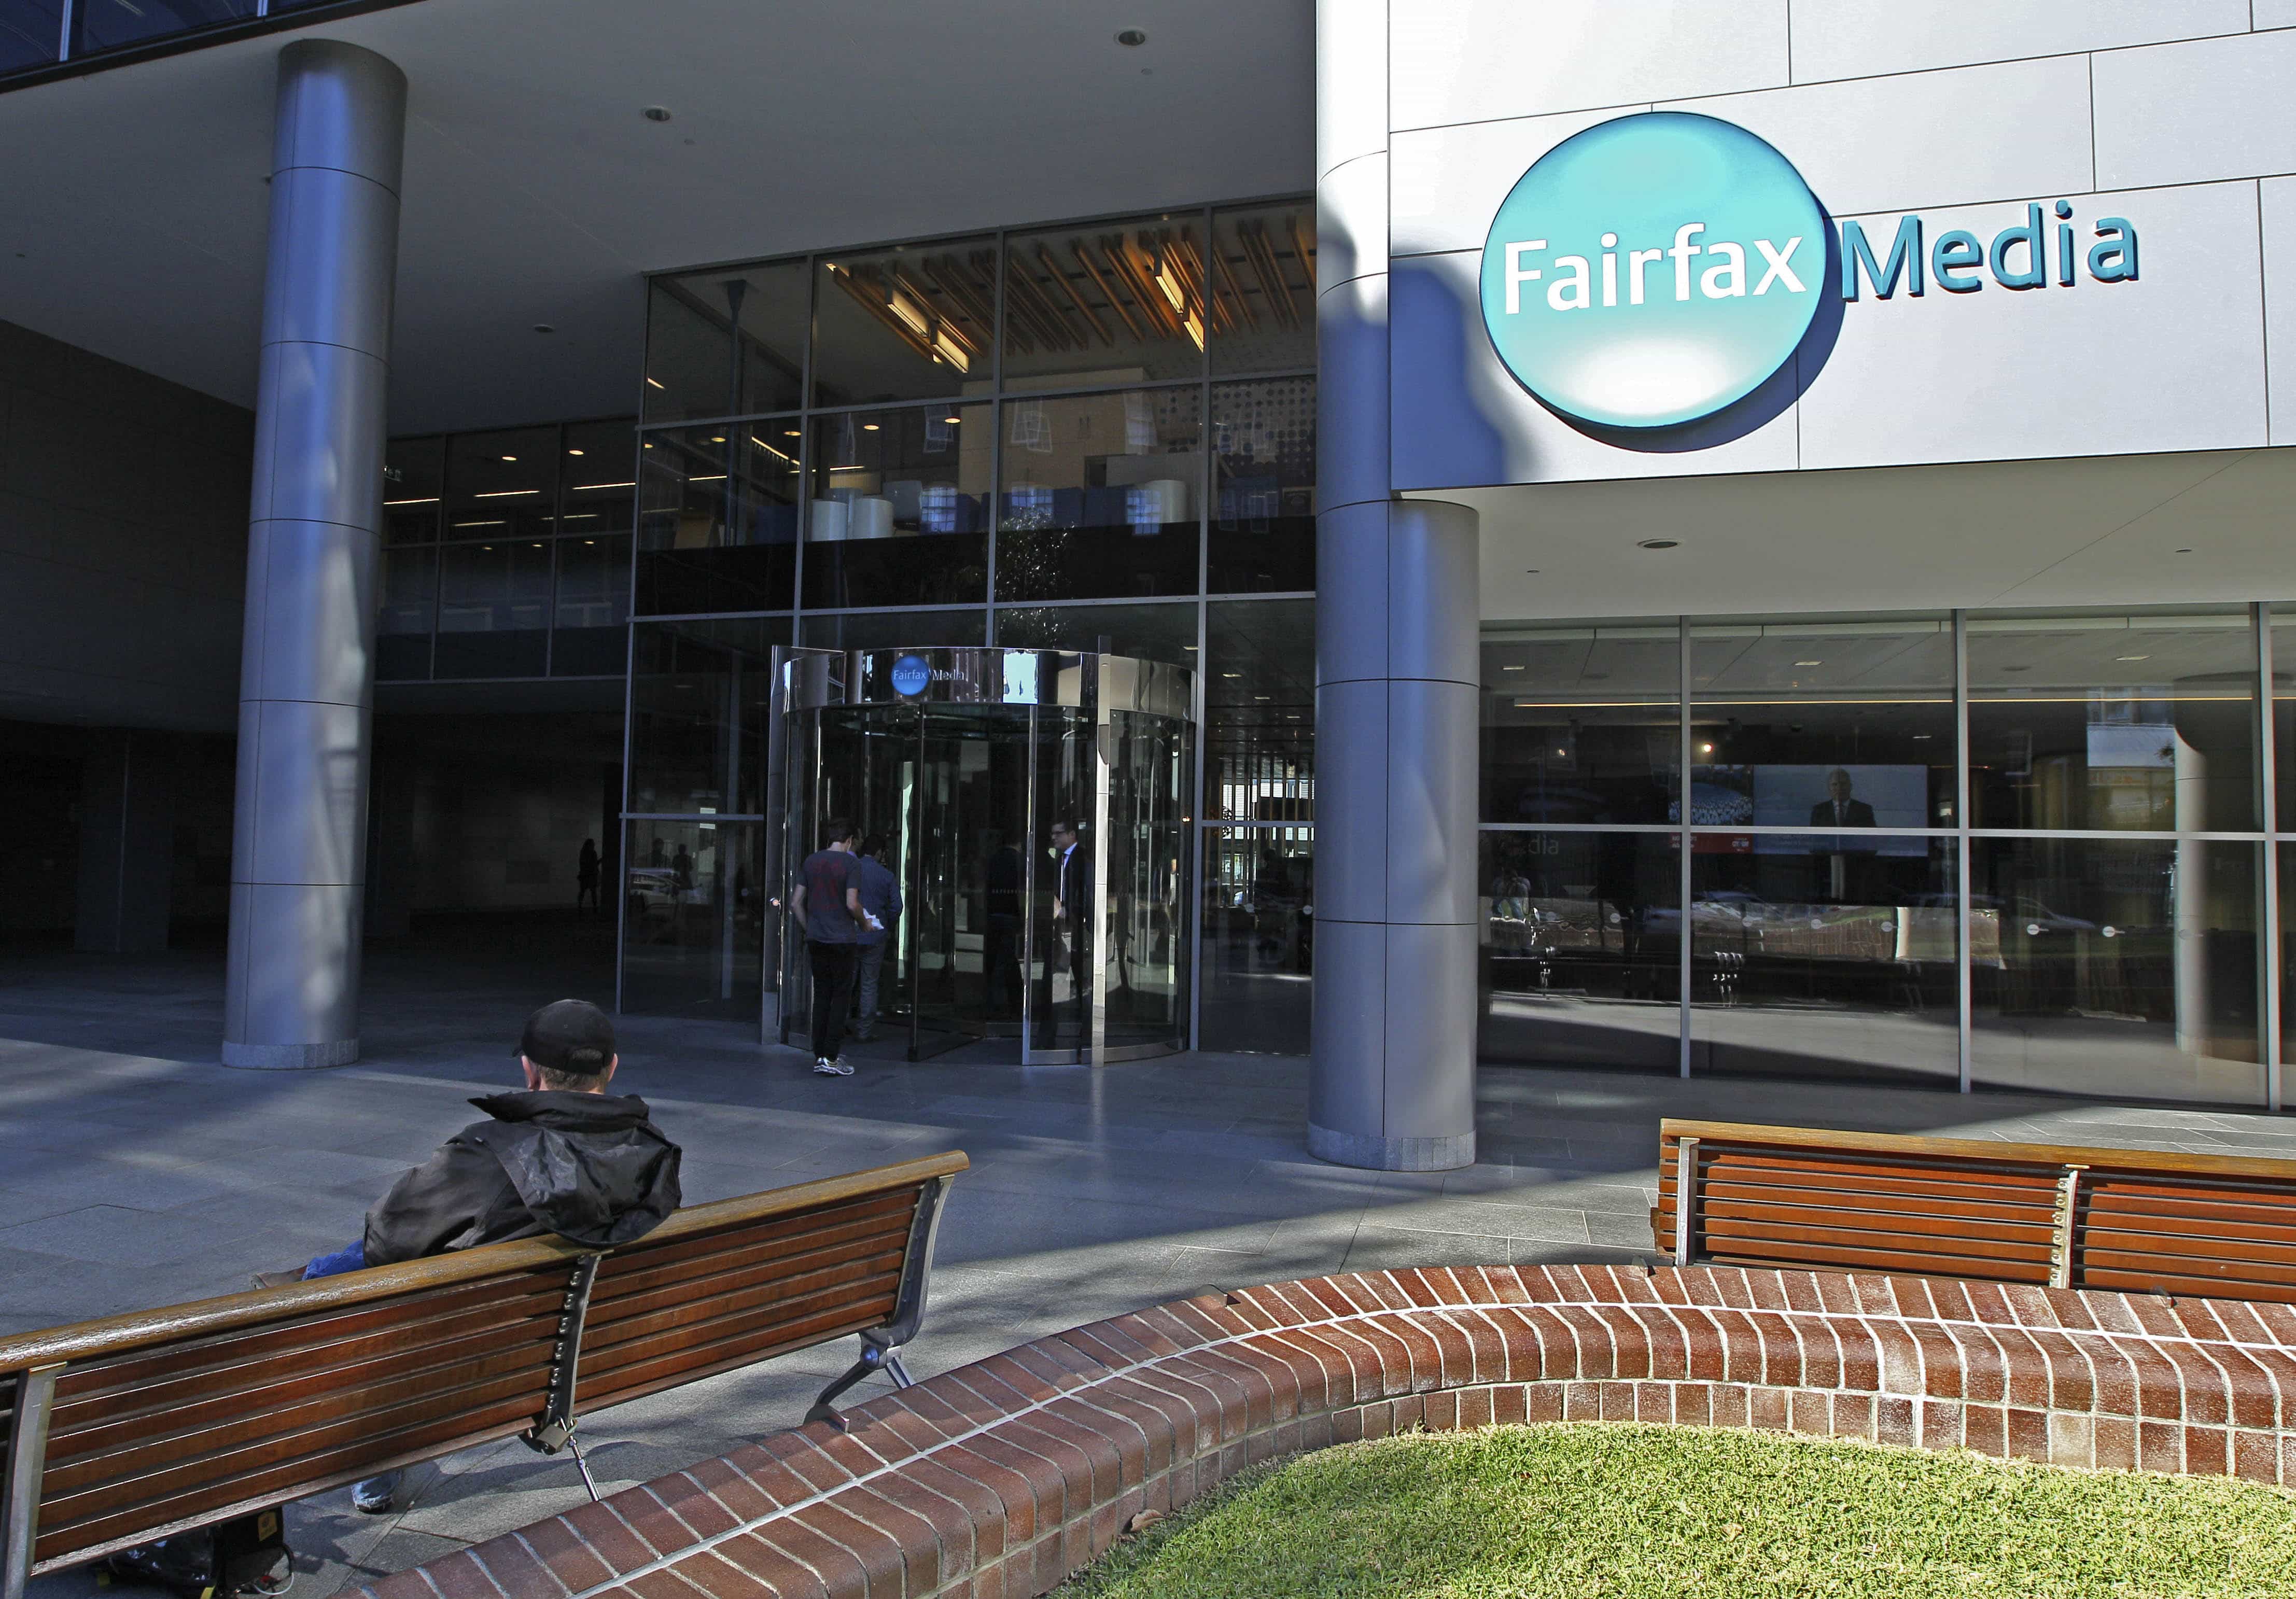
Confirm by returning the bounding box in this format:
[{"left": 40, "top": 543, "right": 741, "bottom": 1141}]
[
  {"left": 576, "top": 1300, "right": 900, "bottom": 1415},
  {"left": 583, "top": 1251, "right": 908, "bottom": 1355},
  {"left": 1691, "top": 1182, "right": 2057, "bottom": 1228},
  {"left": 2083, "top": 1267, "right": 2296, "bottom": 1305},
  {"left": 585, "top": 1211, "right": 916, "bottom": 1323},
  {"left": 1700, "top": 1216, "right": 2053, "bottom": 1267},
  {"left": 1698, "top": 1198, "right": 2059, "bottom": 1244},
  {"left": 1698, "top": 1242, "right": 2055, "bottom": 1282},
  {"left": 581, "top": 1261, "right": 906, "bottom": 1374}
]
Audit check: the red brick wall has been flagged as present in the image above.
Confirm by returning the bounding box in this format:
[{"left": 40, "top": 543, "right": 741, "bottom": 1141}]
[{"left": 364, "top": 1264, "right": 2296, "bottom": 1599}]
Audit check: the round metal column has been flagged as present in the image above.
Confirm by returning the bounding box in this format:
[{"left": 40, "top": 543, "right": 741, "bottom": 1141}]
[{"left": 223, "top": 40, "right": 406, "bottom": 1069}]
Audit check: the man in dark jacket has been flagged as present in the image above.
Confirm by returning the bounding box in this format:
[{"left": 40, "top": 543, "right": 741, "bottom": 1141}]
[{"left": 309, "top": 998, "right": 681, "bottom": 1511}]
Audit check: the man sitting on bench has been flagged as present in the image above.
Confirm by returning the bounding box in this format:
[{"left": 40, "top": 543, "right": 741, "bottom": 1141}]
[{"left": 303, "top": 998, "right": 683, "bottom": 1513}]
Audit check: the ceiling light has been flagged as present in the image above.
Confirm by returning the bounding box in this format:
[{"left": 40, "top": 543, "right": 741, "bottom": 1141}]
[
  {"left": 785, "top": 429, "right": 801, "bottom": 437},
  {"left": 862, "top": 423, "right": 880, "bottom": 431},
  {"left": 585, "top": 540, "right": 596, "bottom": 545},
  {"left": 1116, "top": 28, "right": 1147, "bottom": 46},
  {"left": 1698, "top": 742, "right": 1713, "bottom": 754},
  {"left": 1794, "top": 660, "right": 1822, "bottom": 667},
  {"left": 646, "top": 377, "right": 665, "bottom": 389},
  {"left": 709, "top": 435, "right": 725, "bottom": 443},
  {"left": 1221, "top": 672, "right": 1241, "bottom": 678},
  {"left": 1254, "top": 695, "right": 1271, "bottom": 701},
  {"left": 1501, "top": 665, "right": 1523, "bottom": 671},
  {"left": 500, "top": 455, "right": 517, "bottom": 462},
  {"left": 944, "top": 416, "right": 962, "bottom": 425},
  {"left": 1637, "top": 538, "right": 1678, "bottom": 550},
  {"left": 384, "top": 497, "right": 438, "bottom": 507},
  {"left": 567, "top": 448, "right": 585, "bottom": 456},
  {"left": 475, "top": 488, "right": 540, "bottom": 498},
  {"left": 2117, "top": 654, "right": 2151, "bottom": 662}
]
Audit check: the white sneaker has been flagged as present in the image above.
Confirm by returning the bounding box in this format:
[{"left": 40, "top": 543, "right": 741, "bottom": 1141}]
[
  {"left": 822, "top": 1057, "right": 856, "bottom": 1076},
  {"left": 814, "top": 1057, "right": 839, "bottom": 1075}
]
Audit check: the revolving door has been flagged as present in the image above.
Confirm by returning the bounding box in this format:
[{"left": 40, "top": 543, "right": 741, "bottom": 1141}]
[{"left": 778, "top": 648, "right": 1194, "bottom": 1064}]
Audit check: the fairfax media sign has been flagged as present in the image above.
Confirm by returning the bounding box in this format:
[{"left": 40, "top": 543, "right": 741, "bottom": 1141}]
[{"left": 1479, "top": 111, "right": 2140, "bottom": 440}]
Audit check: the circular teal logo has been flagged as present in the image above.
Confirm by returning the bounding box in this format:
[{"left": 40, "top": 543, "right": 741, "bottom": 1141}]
[{"left": 1480, "top": 112, "right": 1828, "bottom": 431}]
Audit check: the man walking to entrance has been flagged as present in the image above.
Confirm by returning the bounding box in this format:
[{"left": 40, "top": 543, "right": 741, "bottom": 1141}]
[
  {"left": 852, "top": 833, "right": 902, "bottom": 1042},
  {"left": 1051, "top": 818, "right": 1090, "bottom": 1008},
  {"left": 790, "top": 818, "right": 865, "bottom": 1075}
]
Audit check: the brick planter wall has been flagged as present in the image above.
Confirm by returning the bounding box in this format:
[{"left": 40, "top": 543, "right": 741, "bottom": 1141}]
[{"left": 361, "top": 1265, "right": 2296, "bottom": 1599}]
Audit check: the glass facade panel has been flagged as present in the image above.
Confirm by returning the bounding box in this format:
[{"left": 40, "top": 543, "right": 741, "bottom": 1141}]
[
  {"left": 1, "top": 3, "right": 61, "bottom": 72},
  {"left": 1970, "top": 837, "right": 2263, "bottom": 1104},
  {"left": 552, "top": 534, "right": 632, "bottom": 676},
  {"left": 994, "top": 388, "right": 1202, "bottom": 601},
  {"left": 1200, "top": 826, "right": 1313, "bottom": 1053},
  {"left": 1104, "top": 710, "right": 1192, "bottom": 1046},
  {"left": 626, "top": 617, "right": 788, "bottom": 816},
  {"left": 74, "top": 0, "right": 250, "bottom": 54},
  {"left": 446, "top": 427, "right": 558, "bottom": 542},
  {"left": 1482, "top": 625, "right": 1679, "bottom": 824},
  {"left": 803, "top": 404, "right": 990, "bottom": 609},
  {"left": 2274, "top": 610, "right": 2296, "bottom": 832},
  {"left": 1209, "top": 201, "right": 1317, "bottom": 375},
  {"left": 1206, "top": 599, "right": 1311, "bottom": 821},
  {"left": 992, "top": 601, "right": 1199, "bottom": 667},
  {"left": 383, "top": 435, "right": 443, "bottom": 543},
  {"left": 801, "top": 609, "right": 985, "bottom": 651},
  {"left": 1689, "top": 835, "right": 1958, "bottom": 1084},
  {"left": 1208, "top": 377, "right": 1314, "bottom": 594},
  {"left": 1691, "top": 616, "right": 1955, "bottom": 831},
  {"left": 635, "top": 423, "right": 799, "bottom": 615},
  {"left": 375, "top": 546, "right": 434, "bottom": 681},
  {"left": 433, "top": 540, "right": 551, "bottom": 678},
  {"left": 559, "top": 417, "right": 636, "bottom": 543},
  {"left": 1001, "top": 216, "right": 1205, "bottom": 391},
  {"left": 811, "top": 239, "right": 993, "bottom": 407},
  {"left": 622, "top": 818, "right": 762, "bottom": 1018},
  {"left": 1480, "top": 830, "right": 1679, "bottom": 1071},
  {"left": 642, "top": 262, "right": 807, "bottom": 424},
  {"left": 1969, "top": 610, "right": 2258, "bottom": 832}
]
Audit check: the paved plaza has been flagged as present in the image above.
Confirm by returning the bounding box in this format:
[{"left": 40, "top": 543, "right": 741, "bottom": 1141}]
[{"left": 6, "top": 920, "right": 2296, "bottom": 1596}]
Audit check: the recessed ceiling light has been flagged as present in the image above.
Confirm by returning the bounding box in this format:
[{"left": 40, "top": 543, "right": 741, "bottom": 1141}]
[
  {"left": 1221, "top": 672, "right": 1241, "bottom": 678},
  {"left": 1115, "top": 28, "right": 1147, "bottom": 46},
  {"left": 785, "top": 429, "right": 801, "bottom": 437},
  {"left": 500, "top": 455, "right": 517, "bottom": 462},
  {"left": 862, "top": 423, "right": 881, "bottom": 431},
  {"left": 1698, "top": 742, "right": 1713, "bottom": 754},
  {"left": 1637, "top": 538, "right": 1678, "bottom": 550},
  {"left": 1501, "top": 665, "right": 1524, "bottom": 671},
  {"left": 567, "top": 447, "right": 584, "bottom": 456},
  {"left": 2117, "top": 654, "right": 2150, "bottom": 662},
  {"left": 646, "top": 377, "right": 665, "bottom": 389},
  {"left": 944, "top": 416, "right": 962, "bottom": 425},
  {"left": 709, "top": 435, "right": 725, "bottom": 443},
  {"left": 642, "top": 106, "right": 672, "bottom": 122},
  {"left": 1794, "top": 660, "right": 1822, "bottom": 667},
  {"left": 1254, "top": 695, "right": 1271, "bottom": 701}
]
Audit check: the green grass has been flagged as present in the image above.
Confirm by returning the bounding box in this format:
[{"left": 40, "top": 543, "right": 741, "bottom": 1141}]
[{"left": 1053, "top": 1422, "right": 2296, "bottom": 1598}]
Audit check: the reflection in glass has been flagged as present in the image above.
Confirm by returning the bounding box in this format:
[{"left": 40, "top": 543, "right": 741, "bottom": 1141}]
[
  {"left": 804, "top": 405, "right": 989, "bottom": 608},
  {"left": 813, "top": 240, "right": 993, "bottom": 407},
  {"left": 558, "top": 418, "right": 637, "bottom": 551},
  {"left": 1479, "top": 831, "right": 1679, "bottom": 1071},
  {"left": 74, "top": 0, "right": 249, "bottom": 54},
  {"left": 1689, "top": 835, "right": 1957, "bottom": 1084},
  {"left": 1972, "top": 837, "right": 2262, "bottom": 1103},
  {"left": 643, "top": 262, "right": 807, "bottom": 423},
  {"left": 1206, "top": 599, "right": 1311, "bottom": 821},
  {"left": 1969, "top": 610, "right": 2258, "bottom": 831},
  {"left": 1209, "top": 378, "right": 1314, "bottom": 593},
  {"left": 1691, "top": 617, "right": 1954, "bottom": 833},
  {"left": 622, "top": 818, "right": 761, "bottom": 1019},
  {"left": 445, "top": 427, "right": 557, "bottom": 541},
  {"left": 1, "top": 3, "right": 61, "bottom": 72},
  {"left": 1103, "top": 709, "right": 1191, "bottom": 1046},
  {"left": 1200, "top": 827, "right": 1313, "bottom": 1053},
  {"left": 626, "top": 617, "right": 788, "bottom": 816},
  {"left": 1481, "top": 625, "right": 1679, "bottom": 825},
  {"left": 801, "top": 609, "right": 986, "bottom": 652},
  {"left": 993, "top": 601, "right": 1199, "bottom": 667},
  {"left": 376, "top": 547, "right": 433, "bottom": 681},
  {"left": 995, "top": 388, "right": 1202, "bottom": 600},
  {"left": 634, "top": 424, "right": 798, "bottom": 614},
  {"left": 384, "top": 436, "right": 443, "bottom": 543},
  {"left": 2271, "top": 612, "right": 2296, "bottom": 831},
  {"left": 434, "top": 540, "right": 550, "bottom": 678},
  {"left": 1209, "top": 201, "right": 1316, "bottom": 375},
  {"left": 552, "top": 535, "right": 631, "bottom": 676},
  {"left": 1002, "top": 216, "right": 1205, "bottom": 390}
]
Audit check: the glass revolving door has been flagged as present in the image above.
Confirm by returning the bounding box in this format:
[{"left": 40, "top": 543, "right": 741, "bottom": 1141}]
[{"left": 780, "top": 648, "right": 1193, "bottom": 1063}]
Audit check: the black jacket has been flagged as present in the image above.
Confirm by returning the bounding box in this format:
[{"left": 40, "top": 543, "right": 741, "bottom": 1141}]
[{"left": 363, "top": 1089, "right": 683, "bottom": 1266}]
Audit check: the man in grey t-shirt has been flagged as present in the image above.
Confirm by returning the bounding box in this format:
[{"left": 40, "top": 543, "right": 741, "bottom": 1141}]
[{"left": 789, "top": 818, "right": 866, "bottom": 1075}]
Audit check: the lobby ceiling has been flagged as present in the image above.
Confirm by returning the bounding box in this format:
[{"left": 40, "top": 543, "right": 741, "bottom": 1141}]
[{"left": 0, "top": 0, "right": 1313, "bottom": 434}]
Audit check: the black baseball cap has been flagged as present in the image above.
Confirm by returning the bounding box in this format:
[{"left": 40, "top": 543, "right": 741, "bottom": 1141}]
[{"left": 520, "top": 999, "right": 616, "bottom": 1075}]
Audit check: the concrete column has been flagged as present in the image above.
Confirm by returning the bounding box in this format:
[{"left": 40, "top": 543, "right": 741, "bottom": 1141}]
[
  {"left": 223, "top": 39, "right": 406, "bottom": 1069},
  {"left": 76, "top": 729, "right": 176, "bottom": 954},
  {"left": 1309, "top": 0, "right": 1480, "bottom": 1170}
]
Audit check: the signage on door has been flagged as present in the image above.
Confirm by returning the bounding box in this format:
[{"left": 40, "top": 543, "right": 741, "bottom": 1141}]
[{"left": 890, "top": 654, "right": 932, "bottom": 696}]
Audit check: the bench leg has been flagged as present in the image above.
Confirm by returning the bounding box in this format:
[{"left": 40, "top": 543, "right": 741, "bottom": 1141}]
[{"left": 806, "top": 1338, "right": 902, "bottom": 1432}]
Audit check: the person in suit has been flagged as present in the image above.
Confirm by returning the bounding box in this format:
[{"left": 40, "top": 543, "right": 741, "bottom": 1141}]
[
  {"left": 1810, "top": 768, "right": 1877, "bottom": 829},
  {"left": 1051, "top": 818, "right": 1090, "bottom": 1008},
  {"left": 1810, "top": 769, "right": 1878, "bottom": 901}
]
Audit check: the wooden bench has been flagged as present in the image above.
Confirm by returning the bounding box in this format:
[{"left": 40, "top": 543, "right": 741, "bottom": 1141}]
[
  {"left": 0, "top": 1149, "right": 967, "bottom": 1598},
  {"left": 1650, "top": 1118, "right": 2296, "bottom": 1302}
]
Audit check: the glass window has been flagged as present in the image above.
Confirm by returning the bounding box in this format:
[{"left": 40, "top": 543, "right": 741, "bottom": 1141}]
[
  {"left": 552, "top": 535, "right": 631, "bottom": 677},
  {"left": 433, "top": 540, "right": 551, "bottom": 678},
  {"left": 74, "top": 0, "right": 249, "bottom": 54},
  {"left": 558, "top": 418, "right": 636, "bottom": 542},
  {"left": 384, "top": 436, "right": 443, "bottom": 543},
  {"left": 1206, "top": 599, "right": 1311, "bottom": 821},
  {"left": 1209, "top": 378, "right": 1314, "bottom": 594},
  {"left": 2271, "top": 609, "right": 2296, "bottom": 831},
  {"left": 1482, "top": 625, "right": 1679, "bottom": 825},
  {"left": 1209, "top": 200, "right": 1315, "bottom": 375},
  {"left": 993, "top": 600, "right": 1199, "bottom": 668},
  {"left": 375, "top": 546, "right": 433, "bottom": 682},
  {"left": 445, "top": 427, "right": 558, "bottom": 542},
  {"left": 643, "top": 262, "right": 807, "bottom": 424},
  {"left": 812, "top": 239, "right": 993, "bottom": 407},
  {"left": 1969, "top": 610, "right": 2259, "bottom": 832},
  {"left": 1480, "top": 830, "right": 1679, "bottom": 1072},
  {"left": 801, "top": 609, "right": 986, "bottom": 651},
  {"left": 803, "top": 404, "right": 990, "bottom": 609},
  {"left": 627, "top": 617, "right": 789, "bottom": 816},
  {"left": 1689, "top": 835, "right": 1958, "bottom": 1085},
  {"left": 995, "top": 388, "right": 1202, "bottom": 601},
  {"left": 1200, "top": 826, "right": 1313, "bottom": 1053},
  {"left": 622, "top": 818, "right": 762, "bottom": 1019},
  {"left": 1, "top": 3, "right": 61, "bottom": 72},
  {"left": 1971, "top": 837, "right": 2263, "bottom": 1105},
  {"left": 634, "top": 424, "right": 798, "bottom": 615},
  {"left": 1691, "top": 616, "right": 1956, "bottom": 833},
  {"left": 1001, "top": 215, "right": 1205, "bottom": 391}
]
